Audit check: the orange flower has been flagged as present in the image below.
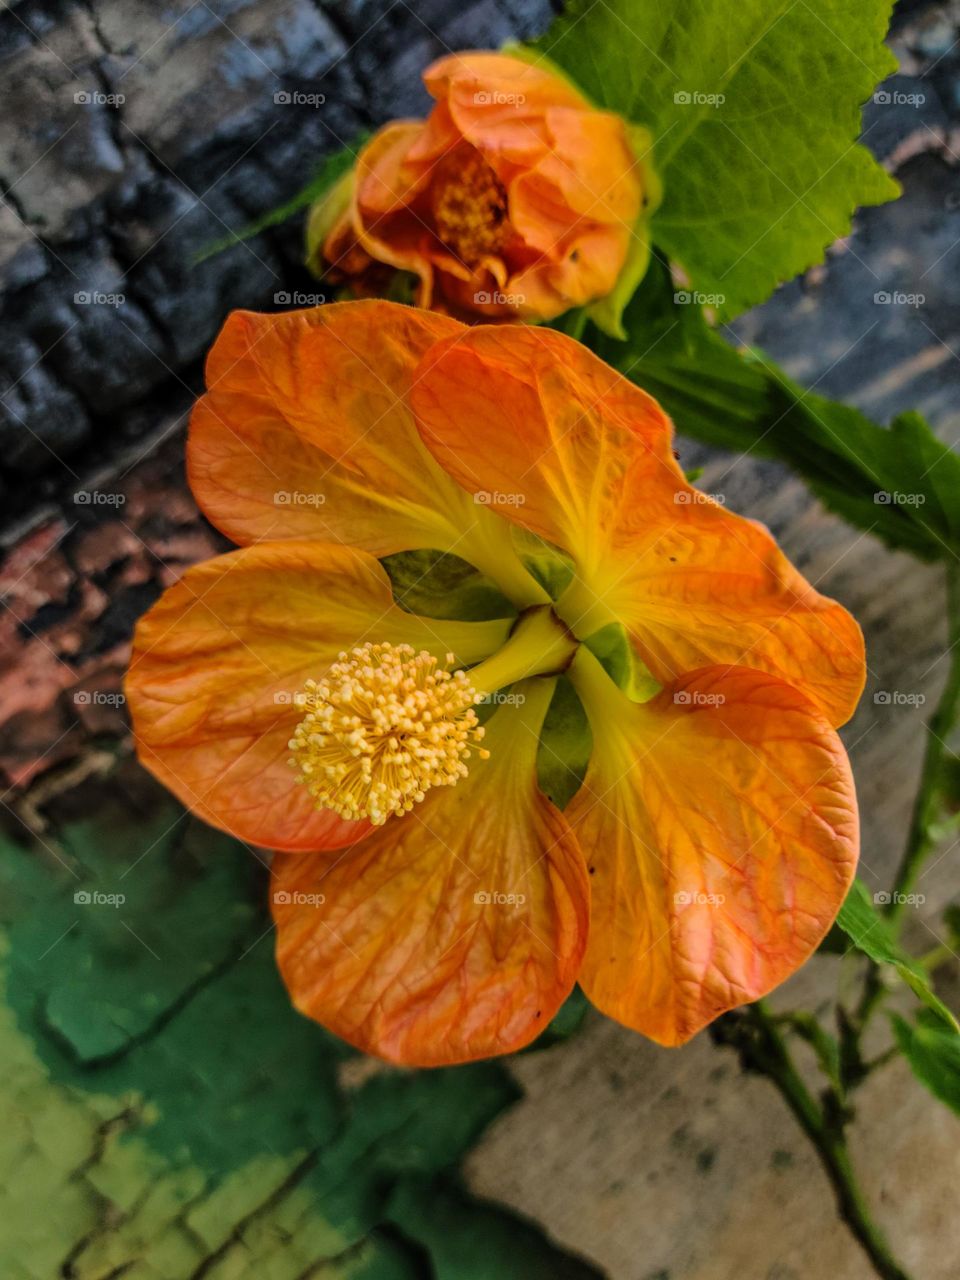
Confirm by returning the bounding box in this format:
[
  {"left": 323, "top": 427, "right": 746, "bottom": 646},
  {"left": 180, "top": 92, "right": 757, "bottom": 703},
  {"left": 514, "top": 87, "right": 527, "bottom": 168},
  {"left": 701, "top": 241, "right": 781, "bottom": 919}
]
[
  {"left": 126, "top": 301, "right": 863, "bottom": 1065},
  {"left": 308, "top": 53, "right": 654, "bottom": 327}
]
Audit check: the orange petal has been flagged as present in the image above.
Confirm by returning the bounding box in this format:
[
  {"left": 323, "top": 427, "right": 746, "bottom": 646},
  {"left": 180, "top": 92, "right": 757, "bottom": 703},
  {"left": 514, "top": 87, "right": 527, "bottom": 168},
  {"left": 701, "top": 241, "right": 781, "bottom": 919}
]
[
  {"left": 411, "top": 325, "right": 864, "bottom": 725},
  {"left": 188, "top": 302, "right": 546, "bottom": 606},
  {"left": 424, "top": 52, "right": 587, "bottom": 168},
  {"left": 354, "top": 120, "right": 432, "bottom": 216},
  {"left": 272, "top": 679, "right": 589, "bottom": 1065},
  {"left": 509, "top": 110, "right": 641, "bottom": 247},
  {"left": 126, "top": 540, "right": 512, "bottom": 852},
  {"left": 567, "top": 653, "right": 858, "bottom": 1045},
  {"left": 410, "top": 323, "right": 676, "bottom": 566}
]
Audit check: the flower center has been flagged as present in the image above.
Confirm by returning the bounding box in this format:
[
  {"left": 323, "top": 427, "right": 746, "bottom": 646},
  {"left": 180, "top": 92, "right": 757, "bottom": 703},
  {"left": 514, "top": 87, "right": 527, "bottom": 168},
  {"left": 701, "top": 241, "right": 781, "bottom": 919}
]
[
  {"left": 288, "top": 642, "right": 488, "bottom": 826},
  {"left": 429, "top": 148, "right": 511, "bottom": 266}
]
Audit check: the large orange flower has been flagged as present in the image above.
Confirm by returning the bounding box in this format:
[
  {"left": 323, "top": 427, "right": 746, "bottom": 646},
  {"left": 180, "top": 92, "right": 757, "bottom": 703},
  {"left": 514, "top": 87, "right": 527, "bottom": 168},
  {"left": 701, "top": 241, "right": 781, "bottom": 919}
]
[
  {"left": 126, "top": 301, "right": 863, "bottom": 1065},
  {"left": 308, "top": 52, "right": 654, "bottom": 326}
]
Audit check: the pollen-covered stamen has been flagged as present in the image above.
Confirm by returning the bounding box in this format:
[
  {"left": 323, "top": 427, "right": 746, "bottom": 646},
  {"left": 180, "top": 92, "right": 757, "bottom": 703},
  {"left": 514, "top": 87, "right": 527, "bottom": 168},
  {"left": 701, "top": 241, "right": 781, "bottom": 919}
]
[
  {"left": 429, "top": 148, "right": 511, "bottom": 265},
  {"left": 288, "top": 642, "right": 489, "bottom": 826}
]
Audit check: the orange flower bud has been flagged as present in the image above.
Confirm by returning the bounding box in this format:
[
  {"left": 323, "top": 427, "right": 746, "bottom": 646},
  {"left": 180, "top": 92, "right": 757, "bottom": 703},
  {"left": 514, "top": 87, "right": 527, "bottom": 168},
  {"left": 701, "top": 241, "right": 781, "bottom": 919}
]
[{"left": 309, "top": 52, "right": 655, "bottom": 324}]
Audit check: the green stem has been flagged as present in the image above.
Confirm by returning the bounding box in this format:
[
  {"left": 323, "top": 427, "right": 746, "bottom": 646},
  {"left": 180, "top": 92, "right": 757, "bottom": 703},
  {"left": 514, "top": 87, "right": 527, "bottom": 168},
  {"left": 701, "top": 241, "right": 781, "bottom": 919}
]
[
  {"left": 716, "top": 1004, "right": 913, "bottom": 1280},
  {"left": 886, "top": 559, "right": 960, "bottom": 924},
  {"left": 855, "top": 560, "right": 960, "bottom": 1031}
]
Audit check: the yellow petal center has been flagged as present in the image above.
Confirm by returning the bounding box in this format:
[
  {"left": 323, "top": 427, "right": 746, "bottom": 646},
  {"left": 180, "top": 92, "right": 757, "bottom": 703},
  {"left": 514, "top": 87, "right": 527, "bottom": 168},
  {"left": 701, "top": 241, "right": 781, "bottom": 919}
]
[{"left": 288, "top": 642, "right": 488, "bottom": 825}]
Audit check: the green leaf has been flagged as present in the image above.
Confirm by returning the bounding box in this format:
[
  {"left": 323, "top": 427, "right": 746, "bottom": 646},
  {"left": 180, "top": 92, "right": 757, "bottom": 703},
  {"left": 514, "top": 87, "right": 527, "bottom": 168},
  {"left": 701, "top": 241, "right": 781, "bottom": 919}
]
[
  {"left": 835, "top": 881, "right": 959, "bottom": 1032},
  {"left": 891, "top": 1013, "right": 960, "bottom": 1116},
  {"left": 594, "top": 257, "right": 960, "bottom": 561},
  {"left": 536, "top": 0, "right": 899, "bottom": 319},
  {"left": 195, "top": 140, "right": 365, "bottom": 265}
]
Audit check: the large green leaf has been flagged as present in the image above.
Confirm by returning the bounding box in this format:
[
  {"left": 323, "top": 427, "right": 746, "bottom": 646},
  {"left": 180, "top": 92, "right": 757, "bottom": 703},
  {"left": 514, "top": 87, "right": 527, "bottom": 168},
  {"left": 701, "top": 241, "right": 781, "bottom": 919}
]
[
  {"left": 537, "top": 0, "right": 899, "bottom": 319},
  {"left": 594, "top": 257, "right": 960, "bottom": 561}
]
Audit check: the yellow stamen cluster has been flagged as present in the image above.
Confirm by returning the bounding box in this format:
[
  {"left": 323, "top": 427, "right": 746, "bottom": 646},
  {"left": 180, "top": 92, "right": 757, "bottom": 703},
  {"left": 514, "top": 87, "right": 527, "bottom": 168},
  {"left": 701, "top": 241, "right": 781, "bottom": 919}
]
[
  {"left": 288, "top": 642, "right": 489, "bottom": 825},
  {"left": 430, "top": 148, "right": 511, "bottom": 265}
]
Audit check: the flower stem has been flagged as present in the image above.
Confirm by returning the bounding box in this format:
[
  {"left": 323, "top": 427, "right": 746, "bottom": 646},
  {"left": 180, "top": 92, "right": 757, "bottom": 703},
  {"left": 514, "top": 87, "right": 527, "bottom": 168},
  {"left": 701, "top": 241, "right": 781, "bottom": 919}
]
[
  {"left": 714, "top": 1003, "right": 914, "bottom": 1280},
  {"left": 886, "top": 559, "right": 960, "bottom": 923},
  {"left": 855, "top": 559, "right": 960, "bottom": 1030}
]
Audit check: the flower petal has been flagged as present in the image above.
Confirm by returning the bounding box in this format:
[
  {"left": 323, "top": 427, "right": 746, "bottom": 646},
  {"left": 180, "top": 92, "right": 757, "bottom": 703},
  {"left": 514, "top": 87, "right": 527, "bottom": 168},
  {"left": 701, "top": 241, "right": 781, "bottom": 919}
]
[
  {"left": 190, "top": 302, "right": 546, "bottom": 607},
  {"left": 567, "top": 653, "right": 859, "bottom": 1045},
  {"left": 272, "top": 680, "right": 590, "bottom": 1065},
  {"left": 411, "top": 324, "right": 864, "bottom": 725},
  {"left": 126, "top": 540, "right": 512, "bottom": 852},
  {"left": 424, "top": 52, "right": 588, "bottom": 168}
]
